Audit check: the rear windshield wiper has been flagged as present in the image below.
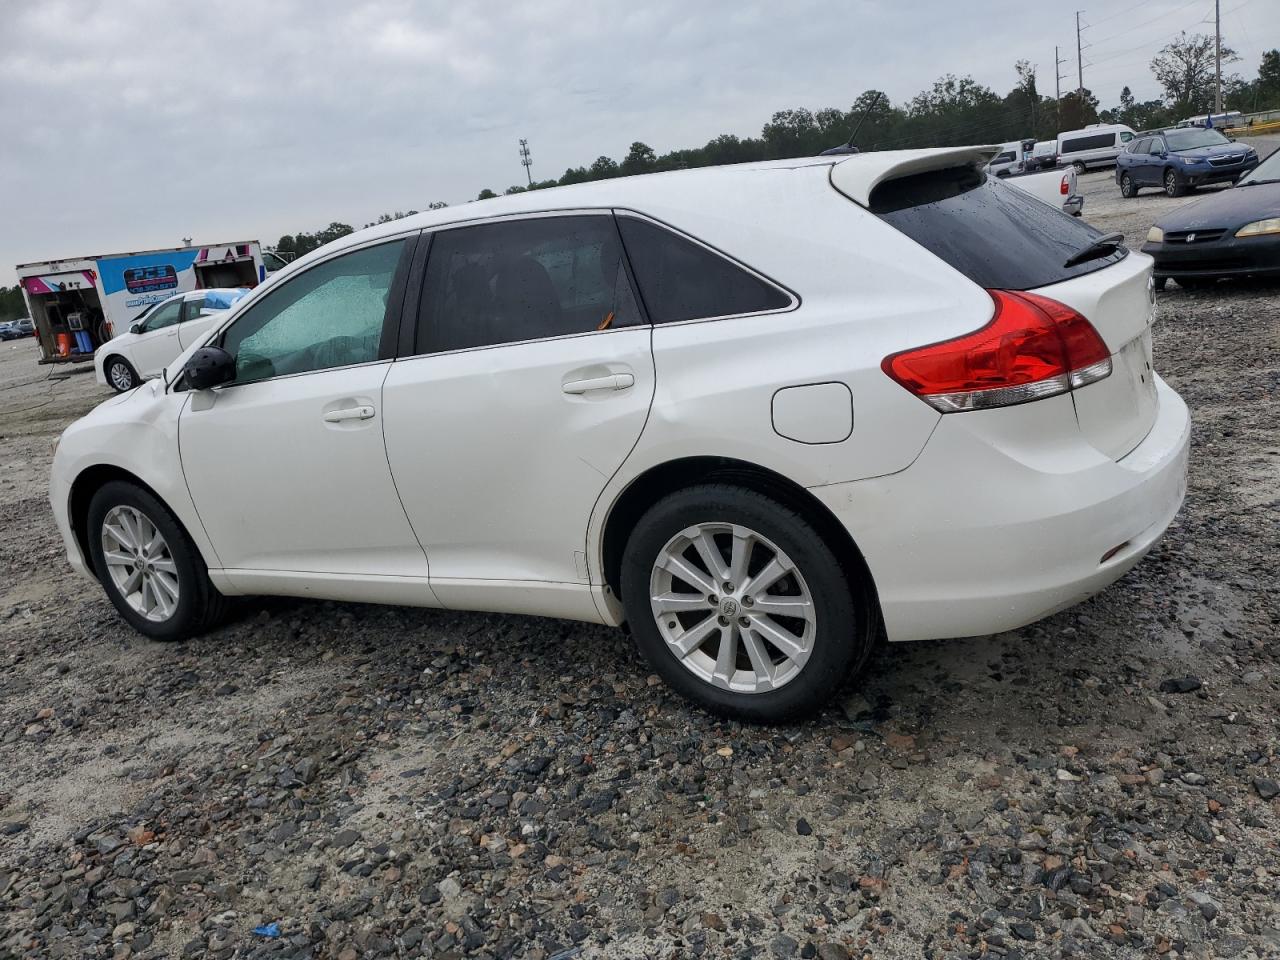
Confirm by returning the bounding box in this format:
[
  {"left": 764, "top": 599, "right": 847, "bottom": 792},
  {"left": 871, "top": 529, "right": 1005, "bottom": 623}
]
[{"left": 1063, "top": 232, "right": 1125, "bottom": 268}]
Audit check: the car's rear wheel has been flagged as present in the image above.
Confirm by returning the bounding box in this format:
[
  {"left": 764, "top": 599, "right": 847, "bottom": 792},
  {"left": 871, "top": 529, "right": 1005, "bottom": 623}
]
[
  {"left": 1073, "top": 161, "right": 1086, "bottom": 174},
  {"left": 87, "top": 481, "right": 228, "bottom": 641},
  {"left": 620, "top": 484, "right": 873, "bottom": 722},
  {"left": 105, "top": 356, "right": 138, "bottom": 392},
  {"left": 1120, "top": 173, "right": 1137, "bottom": 198},
  {"left": 1164, "top": 169, "right": 1186, "bottom": 197}
]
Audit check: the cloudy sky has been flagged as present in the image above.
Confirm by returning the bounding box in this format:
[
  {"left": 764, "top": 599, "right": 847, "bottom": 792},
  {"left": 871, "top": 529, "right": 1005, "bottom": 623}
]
[{"left": 2, "top": 0, "right": 1276, "bottom": 284}]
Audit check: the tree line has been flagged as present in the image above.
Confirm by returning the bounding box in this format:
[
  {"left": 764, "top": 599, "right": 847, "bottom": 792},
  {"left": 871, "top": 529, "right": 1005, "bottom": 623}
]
[{"left": 254, "top": 37, "right": 1276, "bottom": 252}]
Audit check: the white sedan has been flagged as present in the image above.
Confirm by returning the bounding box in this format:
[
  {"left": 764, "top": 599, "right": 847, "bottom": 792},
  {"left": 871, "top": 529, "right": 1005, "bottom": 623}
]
[
  {"left": 51, "top": 148, "right": 1189, "bottom": 721},
  {"left": 94, "top": 287, "right": 250, "bottom": 392}
]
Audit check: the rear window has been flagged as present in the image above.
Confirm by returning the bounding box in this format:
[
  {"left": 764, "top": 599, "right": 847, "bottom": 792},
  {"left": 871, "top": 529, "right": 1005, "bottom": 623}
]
[{"left": 873, "top": 165, "right": 1126, "bottom": 290}]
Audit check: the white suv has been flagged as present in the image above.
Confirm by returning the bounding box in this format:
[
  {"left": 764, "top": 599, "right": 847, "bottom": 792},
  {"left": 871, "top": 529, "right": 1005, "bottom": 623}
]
[{"left": 50, "top": 147, "right": 1190, "bottom": 721}]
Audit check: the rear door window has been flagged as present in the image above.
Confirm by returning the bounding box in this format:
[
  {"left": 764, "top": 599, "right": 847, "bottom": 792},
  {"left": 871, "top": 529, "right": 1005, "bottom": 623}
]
[
  {"left": 616, "top": 216, "right": 792, "bottom": 323},
  {"left": 416, "top": 215, "right": 640, "bottom": 353},
  {"left": 873, "top": 165, "right": 1126, "bottom": 290}
]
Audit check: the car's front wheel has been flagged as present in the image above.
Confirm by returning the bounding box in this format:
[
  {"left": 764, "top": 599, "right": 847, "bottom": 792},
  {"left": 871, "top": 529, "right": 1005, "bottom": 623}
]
[
  {"left": 1120, "top": 173, "right": 1138, "bottom": 198},
  {"left": 621, "top": 484, "right": 874, "bottom": 722},
  {"left": 1164, "top": 169, "right": 1186, "bottom": 197},
  {"left": 1073, "top": 161, "right": 1086, "bottom": 174},
  {"left": 87, "top": 481, "right": 228, "bottom": 641},
  {"left": 104, "top": 356, "right": 138, "bottom": 392}
]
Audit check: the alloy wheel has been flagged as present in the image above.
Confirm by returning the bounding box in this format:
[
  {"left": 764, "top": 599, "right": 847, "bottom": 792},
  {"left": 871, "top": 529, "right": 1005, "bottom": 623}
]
[
  {"left": 109, "top": 361, "right": 134, "bottom": 391},
  {"left": 649, "top": 522, "right": 816, "bottom": 694},
  {"left": 101, "top": 505, "right": 179, "bottom": 622}
]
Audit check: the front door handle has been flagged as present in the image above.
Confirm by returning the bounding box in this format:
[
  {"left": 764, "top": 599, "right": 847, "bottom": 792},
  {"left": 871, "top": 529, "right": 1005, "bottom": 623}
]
[
  {"left": 562, "top": 373, "right": 635, "bottom": 395},
  {"left": 323, "top": 404, "right": 376, "bottom": 423}
]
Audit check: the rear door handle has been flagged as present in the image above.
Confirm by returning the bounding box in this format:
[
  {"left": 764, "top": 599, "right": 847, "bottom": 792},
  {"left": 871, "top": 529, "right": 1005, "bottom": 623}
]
[
  {"left": 562, "top": 373, "right": 635, "bottom": 395},
  {"left": 323, "top": 404, "right": 375, "bottom": 423}
]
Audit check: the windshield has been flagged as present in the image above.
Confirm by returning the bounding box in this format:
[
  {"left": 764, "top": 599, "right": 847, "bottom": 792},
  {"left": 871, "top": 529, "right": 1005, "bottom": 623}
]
[
  {"left": 1164, "top": 129, "right": 1230, "bottom": 150},
  {"left": 1238, "top": 148, "right": 1280, "bottom": 186}
]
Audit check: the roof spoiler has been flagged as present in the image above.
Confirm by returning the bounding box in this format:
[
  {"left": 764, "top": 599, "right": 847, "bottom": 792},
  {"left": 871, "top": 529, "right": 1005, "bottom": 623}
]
[{"left": 829, "top": 145, "right": 999, "bottom": 207}]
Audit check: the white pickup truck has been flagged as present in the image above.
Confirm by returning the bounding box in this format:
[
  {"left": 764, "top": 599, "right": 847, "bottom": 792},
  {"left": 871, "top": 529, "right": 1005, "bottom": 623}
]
[{"left": 998, "top": 165, "right": 1084, "bottom": 217}]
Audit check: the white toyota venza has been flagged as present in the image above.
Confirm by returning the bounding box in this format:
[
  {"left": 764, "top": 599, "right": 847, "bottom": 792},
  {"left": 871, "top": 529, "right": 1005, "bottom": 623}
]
[{"left": 51, "top": 148, "right": 1190, "bottom": 721}]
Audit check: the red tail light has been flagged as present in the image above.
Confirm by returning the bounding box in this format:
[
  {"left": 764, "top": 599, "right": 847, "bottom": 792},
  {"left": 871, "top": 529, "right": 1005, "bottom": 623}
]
[
  {"left": 1060, "top": 174, "right": 1070, "bottom": 195},
  {"left": 881, "top": 290, "right": 1112, "bottom": 413}
]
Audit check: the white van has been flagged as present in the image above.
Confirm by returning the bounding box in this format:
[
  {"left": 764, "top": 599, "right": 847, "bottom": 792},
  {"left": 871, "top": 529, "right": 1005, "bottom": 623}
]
[
  {"left": 1056, "top": 124, "right": 1136, "bottom": 172},
  {"left": 985, "top": 141, "right": 1024, "bottom": 178}
]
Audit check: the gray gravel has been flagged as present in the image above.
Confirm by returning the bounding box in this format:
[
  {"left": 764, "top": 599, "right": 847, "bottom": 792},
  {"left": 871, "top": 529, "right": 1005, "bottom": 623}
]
[{"left": 2, "top": 168, "right": 1279, "bottom": 958}]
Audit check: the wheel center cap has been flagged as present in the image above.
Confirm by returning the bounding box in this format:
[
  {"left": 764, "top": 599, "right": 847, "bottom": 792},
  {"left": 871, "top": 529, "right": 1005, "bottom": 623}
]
[{"left": 720, "top": 597, "right": 740, "bottom": 618}]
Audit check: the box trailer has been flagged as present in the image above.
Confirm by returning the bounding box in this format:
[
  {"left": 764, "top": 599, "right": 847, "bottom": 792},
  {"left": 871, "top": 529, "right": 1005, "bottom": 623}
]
[{"left": 17, "top": 241, "right": 266, "bottom": 364}]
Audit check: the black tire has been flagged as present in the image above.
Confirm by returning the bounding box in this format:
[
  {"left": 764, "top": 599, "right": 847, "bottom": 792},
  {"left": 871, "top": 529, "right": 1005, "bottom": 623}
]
[
  {"left": 620, "top": 484, "right": 874, "bottom": 722},
  {"left": 1164, "top": 169, "right": 1186, "bottom": 198},
  {"left": 1073, "top": 161, "right": 1086, "bottom": 175},
  {"left": 86, "top": 480, "right": 229, "bottom": 641},
  {"left": 1153, "top": 277, "right": 1168, "bottom": 292},
  {"left": 1120, "top": 173, "right": 1138, "bottom": 198},
  {"left": 104, "top": 356, "right": 138, "bottom": 393}
]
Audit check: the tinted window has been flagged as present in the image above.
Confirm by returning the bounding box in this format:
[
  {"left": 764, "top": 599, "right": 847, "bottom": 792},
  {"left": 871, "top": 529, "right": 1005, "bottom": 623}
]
[
  {"left": 1150, "top": 137, "right": 1167, "bottom": 153},
  {"left": 1061, "top": 132, "right": 1116, "bottom": 153},
  {"left": 1129, "top": 138, "right": 1151, "bottom": 154},
  {"left": 1120, "top": 132, "right": 1134, "bottom": 142},
  {"left": 873, "top": 165, "right": 1126, "bottom": 290},
  {"left": 143, "top": 299, "right": 182, "bottom": 332},
  {"left": 617, "top": 217, "right": 790, "bottom": 323},
  {"left": 417, "top": 215, "right": 640, "bottom": 353},
  {"left": 222, "top": 239, "right": 404, "bottom": 383},
  {"left": 992, "top": 151, "right": 1016, "bottom": 164}
]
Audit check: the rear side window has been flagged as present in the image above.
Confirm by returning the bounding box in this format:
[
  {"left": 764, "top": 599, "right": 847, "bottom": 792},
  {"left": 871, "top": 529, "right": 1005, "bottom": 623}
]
[
  {"left": 617, "top": 217, "right": 791, "bottom": 323},
  {"left": 417, "top": 215, "right": 640, "bottom": 353},
  {"left": 873, "top": 165, "right": 1126, "bottom": 290},
  {"left": 1061, "top": 132, "right": 1116, "bottom": 153}
]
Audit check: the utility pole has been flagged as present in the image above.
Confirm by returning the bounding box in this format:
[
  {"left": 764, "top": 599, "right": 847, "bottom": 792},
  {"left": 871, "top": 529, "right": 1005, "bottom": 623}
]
[
  {"left": 1214, "top": 0, "right": 1222, "bottom": 116},
  {"left": 1055, "top": 45, "right": 1068, "bottom": 128},
  {"left": 1075, "top": 11, "right": 1085, "bottom": 96},
  {"left": 518, "top": 138, "right": 533, "bottom": 186}
]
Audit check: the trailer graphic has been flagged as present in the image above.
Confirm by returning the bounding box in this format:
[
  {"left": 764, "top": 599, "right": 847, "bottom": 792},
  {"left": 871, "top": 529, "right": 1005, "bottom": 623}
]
[{"left": 123, "top": 264, "right": 179, "bottom": 294}]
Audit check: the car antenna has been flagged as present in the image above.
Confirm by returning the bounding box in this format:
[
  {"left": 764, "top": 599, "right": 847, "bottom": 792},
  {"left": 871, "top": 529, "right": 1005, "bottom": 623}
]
[{"left": 820, "top": 91, "right": 883, "bottom": 156}]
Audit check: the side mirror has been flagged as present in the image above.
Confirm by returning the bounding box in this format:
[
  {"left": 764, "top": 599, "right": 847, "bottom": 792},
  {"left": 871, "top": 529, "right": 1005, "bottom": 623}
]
[
  {"left": 129, "top": 322, "right": 142, "bottom": 334},
  {"left": 184, "top": 346, "right": 236, "bottom": 390}
]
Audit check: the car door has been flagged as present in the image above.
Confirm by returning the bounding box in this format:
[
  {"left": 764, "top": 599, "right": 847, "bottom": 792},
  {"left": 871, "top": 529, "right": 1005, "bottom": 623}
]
[
  {"left": 178, "top": 234, "right": 430, "bottom": 579},
  {"left": 1146, "top": 136, "right": 1168, "bottom": 184},
  {"left": 128, "top": 297, "right": 185, "bottom": 378},
  {"left": 380, "top": 212, "right": 655, "bottom": 611}
]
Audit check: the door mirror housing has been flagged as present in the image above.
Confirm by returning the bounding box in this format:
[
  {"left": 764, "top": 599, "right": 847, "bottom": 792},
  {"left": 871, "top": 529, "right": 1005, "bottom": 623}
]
[
  {"left": 184, "top": 346, "right": 236, "bottom": 390},
  {"left": 129, "top": 321, "right": 142, "bottom": 334}
]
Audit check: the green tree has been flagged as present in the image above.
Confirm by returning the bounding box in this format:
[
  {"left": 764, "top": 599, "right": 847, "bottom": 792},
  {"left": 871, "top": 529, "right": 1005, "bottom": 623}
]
[
  {"left": 0, "top": 285, "right": 27, "bottom": 322},
  {"left": 620, "top": 141, "right": 657, "bottom": 175},
  {"left": 1151, "top": 33, "right": 1239, "bottom": 112},
  {"left": 588, "top": 156, "right": 619, "bottom": 178},
  {"left": 427, "top": 201, "right": 448, "bottom": 210},
  {"left": 477, "top": 188, "right": 498, "bottom": 200}
]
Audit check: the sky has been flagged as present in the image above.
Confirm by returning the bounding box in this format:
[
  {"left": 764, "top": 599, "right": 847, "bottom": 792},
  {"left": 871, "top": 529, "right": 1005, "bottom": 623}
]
[{"left": 2, "top": 0, "right": 1276, "bottom": 285}]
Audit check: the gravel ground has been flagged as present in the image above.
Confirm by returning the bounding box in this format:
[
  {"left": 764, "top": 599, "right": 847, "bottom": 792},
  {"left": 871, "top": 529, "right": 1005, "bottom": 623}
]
[{"left": 2, "top": 163, "right": 1279, "bottom": 960}]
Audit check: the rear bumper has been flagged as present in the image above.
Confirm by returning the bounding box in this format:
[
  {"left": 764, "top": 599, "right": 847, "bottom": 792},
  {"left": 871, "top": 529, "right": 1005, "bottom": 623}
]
[
  {"left": 811, "top": 378, "right": 1190, "bottom": 642},
  {"left": 1063, "top": 196, "right": 1084, "bottom": 216},
  {"left": 1142, "top": 234, "right": 1280, "bottom": 279}
]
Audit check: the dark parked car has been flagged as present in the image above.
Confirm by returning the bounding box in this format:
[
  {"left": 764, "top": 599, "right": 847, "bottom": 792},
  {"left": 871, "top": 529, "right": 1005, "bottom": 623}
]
[
  {"left": 1117, "top": 128, "right": 1259, "bottom": 198},
  {"left": 1142, "top": 147, "right": 1280, "bottom": 289}
]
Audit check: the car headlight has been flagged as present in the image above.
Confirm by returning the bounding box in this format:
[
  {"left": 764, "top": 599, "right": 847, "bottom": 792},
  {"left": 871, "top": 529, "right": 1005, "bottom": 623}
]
[
  {"left": 1147, "top": 226, "right": 1164, "bottom": 243},
  {"left": 1179, "top": 155, "right": 1199, "bottom": 164},
  {"left": 1235, "top": 218, "right": 1280, "bottom": 238}
]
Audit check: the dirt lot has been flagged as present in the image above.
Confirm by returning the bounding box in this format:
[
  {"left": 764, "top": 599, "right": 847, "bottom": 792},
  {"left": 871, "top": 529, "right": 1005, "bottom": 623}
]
[{"left": 2, "top": 162, "right": 1279, "bottom": 960}]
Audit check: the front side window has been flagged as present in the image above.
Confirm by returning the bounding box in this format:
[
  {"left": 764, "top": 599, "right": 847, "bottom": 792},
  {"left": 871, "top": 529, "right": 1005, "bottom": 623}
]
[
  {"left": 617, "top": 217, "right": 791, "bottom": 324},
  {"left": 1129, "top": 138, "right": 1150, "bottom": 154},
  {"left": 222, "top": 239, "right": 404, "bottom": 383},
  {"left": 1150, "top": 137, "right": 1167, "bottom": 154},
  {"left": 143, "top": 299, "right": 182, "bottom": 332},
  {"left": 417, "top": 215, "right": 640, "bottom": 353},
  {"left": 1120, "top": 131, "right": 1134, "bottom": 142}
]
